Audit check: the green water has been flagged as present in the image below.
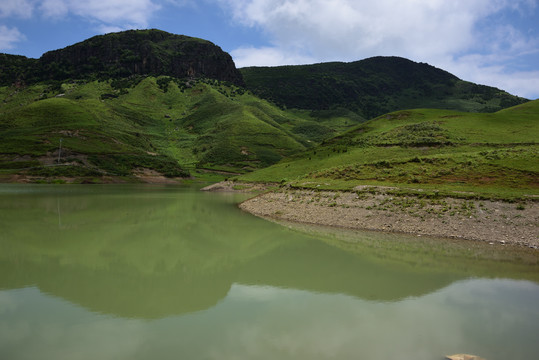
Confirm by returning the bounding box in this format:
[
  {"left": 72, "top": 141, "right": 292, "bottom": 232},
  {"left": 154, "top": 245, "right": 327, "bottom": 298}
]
[{"left": 0, "top": 184, "right": 538, "bottom": 360}]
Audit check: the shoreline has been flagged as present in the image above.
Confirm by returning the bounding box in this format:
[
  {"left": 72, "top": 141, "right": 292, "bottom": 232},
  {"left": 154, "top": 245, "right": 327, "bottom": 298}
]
[
  {"left": 0, "top": 173, "right": 187, "bottom": 185},
  {"left": 200, "top": 180, "right": 276, "bottom": 193},
  {"left": 3, "top": 177, "right": 537, "bottom": 248},
  {"left": 237, "top": 186, "right": 538, "bottom": 249}
]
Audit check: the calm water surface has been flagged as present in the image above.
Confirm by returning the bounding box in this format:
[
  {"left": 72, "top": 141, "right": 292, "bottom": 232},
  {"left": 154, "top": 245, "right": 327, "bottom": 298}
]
[{"left": 0, "top": 184, "right": 538, "bottom": 360}]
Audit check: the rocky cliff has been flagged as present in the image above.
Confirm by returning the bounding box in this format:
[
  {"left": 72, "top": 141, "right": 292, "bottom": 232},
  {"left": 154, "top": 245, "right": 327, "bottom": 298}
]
[{"left": 1, "top": 29, "right": 244, "bottom": 86}]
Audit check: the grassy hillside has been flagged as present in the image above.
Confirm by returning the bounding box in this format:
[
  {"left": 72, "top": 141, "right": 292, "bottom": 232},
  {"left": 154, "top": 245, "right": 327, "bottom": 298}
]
[
  {"left": 0, "top": 76, "right": 361, "bottom": 182},
  {"left": 241, "top": 57, "right": 528, "bottom": 119},
  {"left": 0, "top": 32, "right": 533, "bottom": 185},
  {"left": 239, "top": 100, "right": 539, "bottom": 199}
]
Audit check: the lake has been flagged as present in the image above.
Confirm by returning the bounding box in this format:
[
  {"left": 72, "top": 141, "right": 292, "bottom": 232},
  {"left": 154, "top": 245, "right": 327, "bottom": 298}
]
[{"left": 0, "top": 184, "right": 538, "bottom": 360}]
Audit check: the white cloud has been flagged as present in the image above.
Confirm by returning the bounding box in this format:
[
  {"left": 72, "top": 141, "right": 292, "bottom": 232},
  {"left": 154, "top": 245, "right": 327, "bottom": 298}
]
[
  {"left": 232, "top": 46, "right": 315, "bottom": 67},
  {"left": 39, "top": 0, "right": 69, "bottom": 18},
  {"left": 218, "top": 0, "right": 538, "bottom": 98},
  {"left": 163, "top": 0, "right": 196, "bottom": 6},
  {"left": 97, "top": 25, "right": 128, "bottom": 34},
  {"left": 0, "top": 25, "right": 26, "bottom": 50},
  {"left": 0, "top": 0, "right": 34, "bottom": 18},
  {"left": 221, "top": 0, "right": 506, "bottom": 61},
  {"left": 37, "top": 0, "right": 161, "bottom": 30},
  {"left": 475, "top": 69, "right": 539, "bottom": 100},
  {"left": 440, "top": 55, "right": 539, "bottom": 100},
  {"left": 68, "top": 0, "right": 161, "bottom": 28},
  {"left": 2, "top": 0, "right": 163, "bottom": 28}
]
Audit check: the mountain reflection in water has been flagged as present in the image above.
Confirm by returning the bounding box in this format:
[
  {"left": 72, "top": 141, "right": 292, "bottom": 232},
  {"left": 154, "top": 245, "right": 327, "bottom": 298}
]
[
  {"left": 1, "top": 184, "right": 538, "bottom": 360},
  {"left": 0, "top": 184, "right": 537, "bottom": 319}
]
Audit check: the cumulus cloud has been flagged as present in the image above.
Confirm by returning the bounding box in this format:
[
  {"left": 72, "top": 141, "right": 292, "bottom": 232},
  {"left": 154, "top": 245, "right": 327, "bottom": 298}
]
[
  {"left": 0, "top": 25, "right": 26, "bottom": 50},
  {"left": 38, "top": 0, "right": 161, "bottom": 29},
  {"left": 440, "top": 55, "right": 539, "bottom": 99},
  {"left": 39, "top": 0, "right": 69, "bottom": 18},
  {"left": 218, "top": 0, "right": 539, "bottom": 98},
  {"left": 2, "top": 0, "right": 162, "bottom": 28},
  {"left": 97, "top": 25, "right": 128, "bottom": 34},
  {"left": 221, "top": 0, "right": 503, "bottom": 61},
  {"left": 1, "top": 0, "right": 162, "bottom": 32},
  {"left": 0, "top": 0, "right": 34, "bottom": 19},
  {"left": 231, "top": 46, "right": 315, "bottom": 67}
]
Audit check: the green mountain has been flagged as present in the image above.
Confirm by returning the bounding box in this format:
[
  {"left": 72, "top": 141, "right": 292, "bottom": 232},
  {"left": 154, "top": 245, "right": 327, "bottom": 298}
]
[
  {"left": 0, "top": 30, "right": 533, "bottom": 183},
  {"left": 0, "top": 30, "right": 343, "bottom": 182},
  {"left": 241, "top": 57, "right": 528, "bottom": 119},
  {"left": 240, "top": 100, "right": 539, "bottom": 198},
  {"left": 1, "top": 29, "right": 244, "bottom": 86},
  {"left": 0, "top": 30, "right": 375, "bottom": 182},
  {"left": 0, "top": 53, "right": 36, "bottom": 86}
]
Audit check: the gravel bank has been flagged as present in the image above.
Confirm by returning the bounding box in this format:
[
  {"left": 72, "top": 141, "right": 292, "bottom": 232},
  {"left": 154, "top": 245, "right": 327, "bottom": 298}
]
[{"left": 239, "top": 188, "right": 538, "bottom": 248}]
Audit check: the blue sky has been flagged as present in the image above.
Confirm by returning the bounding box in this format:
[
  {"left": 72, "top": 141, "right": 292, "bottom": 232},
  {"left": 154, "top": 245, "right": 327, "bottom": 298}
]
[{"left": 1, "top": 0, "right": 538, "bottom": 99}]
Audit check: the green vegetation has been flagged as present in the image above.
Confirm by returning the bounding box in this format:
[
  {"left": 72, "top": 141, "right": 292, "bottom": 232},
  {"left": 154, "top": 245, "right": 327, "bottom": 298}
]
[
  {"left": 0, "top": 30, "right": 534, "bottom": 186},
  {"left": 239, "top": 101, "right": 539, "bottom": 200},
  {"left": 2, "top": 77, "right": 536, "bottom": 187},
  {"left": 1, "top": 29, "right": 244, "bottom": 86},
  {"left": 1, "top": 76, "right": 352, "bottom": 181},
  {"left": 241, "top": 56, "right": 528, "bottom": 119}
]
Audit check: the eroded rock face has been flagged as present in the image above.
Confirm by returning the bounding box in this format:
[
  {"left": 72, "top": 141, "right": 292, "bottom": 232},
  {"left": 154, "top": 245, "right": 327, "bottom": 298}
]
[
  {"left": 446, "top": 354, "right": 486, "bottom": 360},
  {"left": 1, "top": 29, "right": 245, "bottom": 87}
]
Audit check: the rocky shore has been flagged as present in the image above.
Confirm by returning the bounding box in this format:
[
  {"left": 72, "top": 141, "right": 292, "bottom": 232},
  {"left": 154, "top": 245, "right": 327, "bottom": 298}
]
[{"left": 237, "top": 186, "right": 538, "bottom": 248}]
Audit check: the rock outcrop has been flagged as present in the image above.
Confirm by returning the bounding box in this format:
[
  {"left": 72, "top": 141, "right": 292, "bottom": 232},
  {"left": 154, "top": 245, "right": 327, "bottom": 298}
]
[
  {"left": 1, "top": 29, "right": 244, "bottom": 86},
  {"left": 446, "top": 354, "right": 486, "bottom": 360}
]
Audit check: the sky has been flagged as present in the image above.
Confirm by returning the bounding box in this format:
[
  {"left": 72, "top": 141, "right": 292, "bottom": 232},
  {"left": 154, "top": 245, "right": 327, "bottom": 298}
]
[{"left": 0, "top": 0, "right": 538, "bottom": 99}]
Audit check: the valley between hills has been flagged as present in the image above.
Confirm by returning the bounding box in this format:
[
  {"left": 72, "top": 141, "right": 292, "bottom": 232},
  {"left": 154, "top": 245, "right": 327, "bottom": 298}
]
[{"left": 1, "top": 29, "right": 537, "bottom": 246}]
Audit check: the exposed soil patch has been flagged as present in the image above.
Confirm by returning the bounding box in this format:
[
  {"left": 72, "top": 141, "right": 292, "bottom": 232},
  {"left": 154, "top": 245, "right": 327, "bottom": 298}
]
[
  {"left": 197, "top": 168, "right": 243, "bottom": 176},
  {"left": 57, "top": 129, "right": 86, "bottom": 139},
  {"left": 132, "top": 168, "right": 182, "bottom": 184},
  {"left": 201, "top": 180, "right": 274, "bottom": 193}
]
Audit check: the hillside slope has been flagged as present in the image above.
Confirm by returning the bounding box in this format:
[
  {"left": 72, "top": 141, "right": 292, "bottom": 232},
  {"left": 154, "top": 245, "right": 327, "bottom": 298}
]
[
  {"left": 0, "top": 77, "right": 318, "bottom": 182},
  {"left": 0, "top": 31, "right": 533, "bottom": 184},
  {"left": 240, "top": 100, "right": 539, "bottom": 198},
  {"left": 241, "top": 57, "right": 528, "bottom": 119},
  {"left": 0, "top": 29, "right": 374, "bottom": 183}
]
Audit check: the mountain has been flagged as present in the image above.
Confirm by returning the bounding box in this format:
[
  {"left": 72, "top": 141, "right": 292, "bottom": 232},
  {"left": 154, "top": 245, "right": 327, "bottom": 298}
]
[
  {"left": 0, "top": 29, "right": 244, "bottom": 87},
  {"left": 240, "top": 57, "right": 528, "bottom": 119},
  {"left": 0, "top": 30, "right": 533, "bottom": 183},
  {"left": 0, "top": 53, "right": 36, "bottom": 86},
  {"left": 239, "top": 100, "right": 539, "bottom": 198},
  {"left": 0, "top": 30, "right": 327, "bottom": 182}
]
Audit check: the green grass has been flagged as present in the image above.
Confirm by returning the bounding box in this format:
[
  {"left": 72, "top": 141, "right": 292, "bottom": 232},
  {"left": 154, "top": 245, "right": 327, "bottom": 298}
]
[
  {"left": 3, "top": 75, "right": 536, "bottom": 190},
  {"left": 239, "top": 101, "right": 539, "bottom": 200},
  {"left": 0, "top": 76, "right": 357, "bottom": 181}
]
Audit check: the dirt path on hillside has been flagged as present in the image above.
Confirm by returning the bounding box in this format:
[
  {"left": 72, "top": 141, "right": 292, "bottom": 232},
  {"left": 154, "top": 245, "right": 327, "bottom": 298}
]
[{"left": 238, "top": 188, "right": 539, "bottom": 248}]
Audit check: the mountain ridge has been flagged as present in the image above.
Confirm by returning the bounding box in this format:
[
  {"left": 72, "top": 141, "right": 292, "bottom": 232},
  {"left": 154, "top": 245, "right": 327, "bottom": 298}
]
[
  {"left": 240, "top": 56, "right": 528, "bottom": 119},
  {"left": 1, "top": 30, "right": 527, "bottom": 120},
  {"left": 0, "top": 29, "right": 534, "bottom": 183},
  {"left": 0, "top": 29, "right": 244, "bottom": 87}
]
